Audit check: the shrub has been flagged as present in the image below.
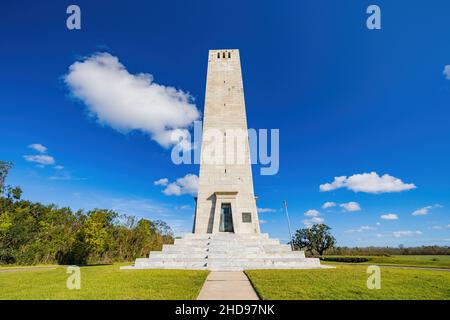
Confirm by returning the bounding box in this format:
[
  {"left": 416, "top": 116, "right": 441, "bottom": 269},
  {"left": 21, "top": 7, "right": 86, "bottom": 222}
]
[{"left": 320, "top": 256, "right": 369, "bottom": 263}]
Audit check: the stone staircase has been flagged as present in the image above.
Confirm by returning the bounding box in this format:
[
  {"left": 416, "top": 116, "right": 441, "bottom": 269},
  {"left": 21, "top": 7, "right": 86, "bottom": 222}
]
[{"left": 122, "top": 233, "right": 323, "bottom": 271}]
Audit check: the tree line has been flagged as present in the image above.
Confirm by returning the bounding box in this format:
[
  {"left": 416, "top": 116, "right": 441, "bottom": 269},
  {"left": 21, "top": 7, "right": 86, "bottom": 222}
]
[
  {"left": 0, "top": 161, "right": 174, "bottom": 265},
  {"left": 327, "top": 245, "right": 450, "bottom": 256},
  {"left": 291, "top": 220, "right": 449, "bottom": 257}
]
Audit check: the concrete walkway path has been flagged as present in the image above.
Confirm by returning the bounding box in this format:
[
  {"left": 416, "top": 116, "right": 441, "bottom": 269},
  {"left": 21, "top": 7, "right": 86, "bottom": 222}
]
[{"left": 197, "top": 271, "right": 259, "bottom": 300}]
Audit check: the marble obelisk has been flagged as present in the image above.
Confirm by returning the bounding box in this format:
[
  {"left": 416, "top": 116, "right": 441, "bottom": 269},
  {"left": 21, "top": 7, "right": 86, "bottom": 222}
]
[{"left": 193, "top": 50, "right": 260, "bottom": 234}]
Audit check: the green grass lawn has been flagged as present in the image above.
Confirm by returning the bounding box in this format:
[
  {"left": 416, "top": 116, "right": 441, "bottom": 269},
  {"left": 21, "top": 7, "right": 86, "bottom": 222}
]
[
  {"left": 0, "top": 263, "right": 208, "bottom": 300},
  {"left": 2, "top": 258, "right": 449, "bottom": 300},
  {"left": 246, "top": 265, "right": 450, "bottom": 300},
  {"left": 322, "top": 255, "right": 450, "bottom": 269},
  {"left": 0, "top": 264, "right": 57, "bottom": 270}
]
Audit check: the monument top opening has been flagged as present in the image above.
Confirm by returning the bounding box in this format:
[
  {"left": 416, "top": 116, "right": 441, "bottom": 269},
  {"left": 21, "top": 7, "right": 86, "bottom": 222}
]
[{"left": 209, "top": 49, "right": 239, "bottom": 59}]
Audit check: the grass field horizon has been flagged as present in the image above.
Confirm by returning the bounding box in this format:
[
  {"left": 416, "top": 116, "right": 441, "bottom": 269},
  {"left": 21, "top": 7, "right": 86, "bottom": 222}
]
[{"left": 320, "top": 255, "right": 450, "bottom": 269}]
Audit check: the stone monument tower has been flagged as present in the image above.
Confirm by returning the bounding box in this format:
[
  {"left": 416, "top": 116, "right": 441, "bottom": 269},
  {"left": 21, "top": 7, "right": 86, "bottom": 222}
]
[
  {"left": 124, "top": 50, "right": 324, "bottom": 271},
  {"left": 193, "top": 49, "right": 260, "bottom": 234}
]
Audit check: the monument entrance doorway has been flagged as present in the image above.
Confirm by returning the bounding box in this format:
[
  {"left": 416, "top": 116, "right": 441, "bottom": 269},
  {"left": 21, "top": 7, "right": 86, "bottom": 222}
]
[{"left": 219, "top": 203, "right": 234, "bottom": 232}]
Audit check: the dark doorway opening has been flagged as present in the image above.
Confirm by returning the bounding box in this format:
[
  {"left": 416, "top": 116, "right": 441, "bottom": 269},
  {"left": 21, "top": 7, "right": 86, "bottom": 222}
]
[{"left": 219, "top": 203, "right": 234, "bottom": 232}]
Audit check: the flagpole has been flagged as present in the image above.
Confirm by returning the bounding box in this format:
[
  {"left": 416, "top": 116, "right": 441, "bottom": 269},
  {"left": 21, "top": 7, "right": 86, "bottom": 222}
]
[{"left": 283, "top": 200, "right": 294, "bottom": 251}]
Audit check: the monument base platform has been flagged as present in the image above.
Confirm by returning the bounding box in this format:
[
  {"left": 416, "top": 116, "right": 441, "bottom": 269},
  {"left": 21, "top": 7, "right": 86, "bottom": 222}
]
[{"left": 122, "top": 233, "right": 329, "bottom": 271}]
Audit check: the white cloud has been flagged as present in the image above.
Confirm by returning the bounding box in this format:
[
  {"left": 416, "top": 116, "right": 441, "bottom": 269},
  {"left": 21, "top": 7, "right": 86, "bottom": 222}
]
[
  {"left": 24, "top": 145, "right": 68, "bottom": 172},
  {"left": 160, "top": 174, "right": 198, "bottom": 196},
  {"left": 392, "top": 230, "right": 422, "bottom": 238},
  {"left": 321, "top": 201, "right": 360, "bottom": 212},
  {"left": 304, "top": 209, "right": 320, "bottom": 217},
  {"left": 322, "top": 201, "right": 337, "bottom": 209},
  {"left": 303, "top": 216, "right": 324, "bottom": 227},
  {"left": 360, "top": 226, "right": 375, "bottom": 231},
  {"left": 64, "top": 52, "right": 200, "bottom": 149},
  {"left": 319, "top": 172, "right": 416, "bottom": 194},
  {"left": 412, "top": 204, "right": 442, "bottom": 216},
  {"left": 345, "top": 226, "right": 376, "bottom": 233},
  {"left": 23, "top": 155, "right": 55, "bottom": 165},
  {"left": 443, "top": 65, "right": 450, "bottom": 80},
  {"left": 412, "top": 207, "right": 431, "bottom": 216},
  {"left": 154, "top": 178, "right": 169, "bottom": 186},
  {"left": 28, "top": 143, "right": 47, "bottom": 153},
  {"left": 320, "top": 176, "right": 346, "bottom": 192},
  {"left": 175, "top": 205, "right": 192, "bottom": 210},
  {"left": 381, "top": 213, "right": 398, "bottom": 220},
  {"left": 258, "top": 208, "right": 277, "bottom": 213},
  {"left": 376, "top": 222, "right": 381, "bottom": 226},
  {"left": 339, "top": 202, "right": 361, "bottom": 212},
  {"left": 49, "top": 174, "right": 85, "bottom": 181},
  {"left": 260, "top": 220, "right": 268, "bottom": 224}
]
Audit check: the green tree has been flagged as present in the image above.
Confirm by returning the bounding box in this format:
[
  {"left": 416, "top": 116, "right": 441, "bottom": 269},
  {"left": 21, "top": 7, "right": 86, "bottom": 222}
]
[
  {"left": 82, "top": 209, "right": 117, "bottom": 258},
  {"left": 0, "top": 161, "right": 13, "bottom": 195},
  {"left": 0, "top": 161, "right": 22, "bottom": 213},
  {"left": 292, "top": 224, "right": 336, "bottom": 256},
  {"left": 154, "top": 219, "right": 174, "bottom": 242}
]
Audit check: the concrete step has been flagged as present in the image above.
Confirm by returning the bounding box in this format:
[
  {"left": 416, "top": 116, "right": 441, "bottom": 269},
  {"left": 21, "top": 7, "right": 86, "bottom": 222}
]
[
  {"left": 183, "top": 233, "right": 270, "bottom": 240},
  {"left": 207, "top": 257, "right": 315, "bottom": 264},
  {"left": 207, "top": 246, "right": 263, "bottom": 253},
  {"left": 149, "top": 251, "right": 208, "bottom": 259},
  {"left": 162, "top": 247, "right": 265, "bottom": 254},
  {"left": 162, "top": 245, "right": 208, "bottom": 252},
  {"left": 147, "top": 257, "right": 207, "bottom": 263},
  {"left": 174, "top": 239, "right": 280, "bottom": 246},
  {"left": 207, "top": 258, "right": 321, "bottom": 269},
  {"left": 161, "top": 244, "right": 294, "bottom": 254},
  {"left": 134, "top": 265, "right": 207, "bottom": 270},
  {"left": 134, "top": 260, "right": 207, "bottom": 269},
  {"left": 207, "top": 244, "right": 270, "bottom": 252},
  {"left": 263, "top": 244, "right": 292, "bottom": 252},
  {"left": 207, "top": 252, "right": 306, "bottom": 259},
  {"left": 145, "top": 255, "right": 310, "bottom": 264}
]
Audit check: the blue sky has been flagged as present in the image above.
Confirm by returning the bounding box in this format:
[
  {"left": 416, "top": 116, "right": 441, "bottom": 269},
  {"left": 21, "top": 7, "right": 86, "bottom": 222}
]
[{"left": 1, "top": 1, "right": 449, "bottom": 246}]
